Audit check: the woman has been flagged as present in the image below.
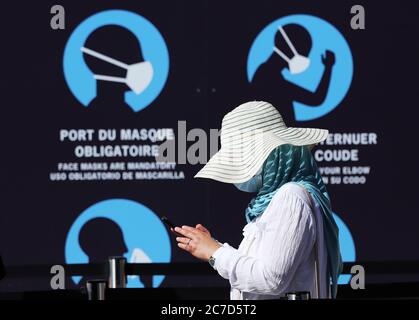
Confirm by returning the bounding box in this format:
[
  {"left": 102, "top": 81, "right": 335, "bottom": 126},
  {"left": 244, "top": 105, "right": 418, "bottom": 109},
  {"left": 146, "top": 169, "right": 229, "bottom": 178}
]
[{"left": 174, "top": 101, "right": 342, "bottom": 299}]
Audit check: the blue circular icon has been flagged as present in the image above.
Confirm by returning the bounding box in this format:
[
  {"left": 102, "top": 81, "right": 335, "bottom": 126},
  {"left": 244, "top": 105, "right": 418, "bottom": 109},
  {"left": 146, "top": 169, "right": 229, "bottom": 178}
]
[
  {"left": 247, "top": 15, "right": 353, "bottom": 121},
  {"left": 65, "top": 199, "right": 171, "bottom": 288},
  {"left": 63, "top": 10, "right": 169, "bottom": 112},
  {"left": 333, "top": 212, "right": 356, "bottom": 284}
]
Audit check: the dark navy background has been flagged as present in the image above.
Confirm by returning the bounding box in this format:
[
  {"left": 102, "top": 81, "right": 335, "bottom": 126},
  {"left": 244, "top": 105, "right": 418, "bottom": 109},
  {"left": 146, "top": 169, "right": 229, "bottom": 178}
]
[{"left": 1, "top": 0, "right": 419, "bottom": 291}]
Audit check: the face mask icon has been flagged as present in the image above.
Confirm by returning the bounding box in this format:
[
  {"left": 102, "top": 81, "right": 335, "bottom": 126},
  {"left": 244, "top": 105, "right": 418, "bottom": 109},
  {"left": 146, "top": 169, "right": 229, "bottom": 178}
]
[
  {"left": 128, "top": 247, "right": 152, "bottom": 279},
  {"left": 273, "top": 26, "right": 310, "bottom": 74},
  {"left": 81, "top": 47, "right": 154, "bottom": 95}
]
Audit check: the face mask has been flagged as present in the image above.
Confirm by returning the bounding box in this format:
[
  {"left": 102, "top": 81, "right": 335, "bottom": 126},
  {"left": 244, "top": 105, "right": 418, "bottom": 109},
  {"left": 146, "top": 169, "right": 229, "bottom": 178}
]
[
  {"left": 128, "top": 248, "right": 152, "bottom": 279},
  {"left": 273, "top": 26, "right": 310, "bottom": 74},
  {"left": 81, "top": 47, "right": 153, "bottom": 95},
  {"left": 234, "top": 167, "right": 263, "bottom": 193}
]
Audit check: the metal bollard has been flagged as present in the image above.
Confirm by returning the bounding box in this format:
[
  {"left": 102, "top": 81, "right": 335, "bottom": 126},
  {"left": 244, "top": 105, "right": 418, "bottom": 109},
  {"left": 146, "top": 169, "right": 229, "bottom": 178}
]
[
  {"left": 286, "top": 291, "right": 311, "bottom": 300},
  {"left": 108, "top": 256, "right": 127, "bottom": 289},
  {"left": 86, "top": 279, "right": 107, "bottom": 300}
]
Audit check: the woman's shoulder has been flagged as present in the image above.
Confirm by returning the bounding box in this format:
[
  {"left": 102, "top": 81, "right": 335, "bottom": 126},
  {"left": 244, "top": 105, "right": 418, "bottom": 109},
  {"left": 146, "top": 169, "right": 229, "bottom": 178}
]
[
  {"left": 272, "top": 182, "right": 313, "bottom": 209},
  {"left": 260, "top": 182, "right": 315, "bottom": 224}
]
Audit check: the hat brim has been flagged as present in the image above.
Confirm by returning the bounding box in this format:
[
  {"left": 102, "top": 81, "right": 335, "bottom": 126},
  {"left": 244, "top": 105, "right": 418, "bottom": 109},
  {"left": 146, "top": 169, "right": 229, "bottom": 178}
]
[{"left": 194, "top": 127, "right": 328, "bottom": 183}]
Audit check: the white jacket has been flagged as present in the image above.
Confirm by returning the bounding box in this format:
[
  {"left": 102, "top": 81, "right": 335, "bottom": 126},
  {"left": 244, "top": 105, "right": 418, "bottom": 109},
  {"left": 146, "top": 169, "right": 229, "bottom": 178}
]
[{"left": 213, "top": 182, "right": 330, "bottom": 299}]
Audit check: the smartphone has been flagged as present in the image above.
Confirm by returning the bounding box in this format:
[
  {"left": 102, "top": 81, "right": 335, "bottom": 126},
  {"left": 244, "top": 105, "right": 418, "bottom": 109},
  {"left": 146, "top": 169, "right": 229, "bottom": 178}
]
[{"left": 161, "top": 216, "right": 183, "bottom": 237}]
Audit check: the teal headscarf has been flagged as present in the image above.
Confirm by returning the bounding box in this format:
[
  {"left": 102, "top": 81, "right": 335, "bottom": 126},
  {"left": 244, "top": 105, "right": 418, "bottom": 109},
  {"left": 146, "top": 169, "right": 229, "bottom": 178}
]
[{"left": 245, "top": 144, "right": 343, "bottom": 298}]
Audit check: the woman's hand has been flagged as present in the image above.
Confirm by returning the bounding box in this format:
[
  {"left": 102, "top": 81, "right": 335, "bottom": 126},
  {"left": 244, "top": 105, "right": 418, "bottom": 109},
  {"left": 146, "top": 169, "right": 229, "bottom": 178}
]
[
  {"left": 195, "top": 224, "right": 211, "bottom": 237},
  {"left": 175, "top": 225, "right": 221, "bottom": 261}
]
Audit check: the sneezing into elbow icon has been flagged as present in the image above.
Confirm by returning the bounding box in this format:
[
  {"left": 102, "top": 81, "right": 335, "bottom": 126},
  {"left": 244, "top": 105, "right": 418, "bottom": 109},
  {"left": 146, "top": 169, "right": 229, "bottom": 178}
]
[{"left": 81, "top": 46, "right": 154, "bottom": 95}]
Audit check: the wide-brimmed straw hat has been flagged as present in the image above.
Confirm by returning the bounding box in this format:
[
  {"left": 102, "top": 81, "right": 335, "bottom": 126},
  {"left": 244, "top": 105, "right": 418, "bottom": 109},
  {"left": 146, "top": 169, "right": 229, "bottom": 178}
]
[{"left": 194, "top": 101, "right": 329, "bottom": 183}]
